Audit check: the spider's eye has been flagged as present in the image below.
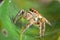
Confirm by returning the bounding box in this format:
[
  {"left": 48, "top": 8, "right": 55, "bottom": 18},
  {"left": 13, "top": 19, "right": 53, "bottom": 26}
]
[{"left": 29, "top": 8, "right": 34, "bottom": 12}]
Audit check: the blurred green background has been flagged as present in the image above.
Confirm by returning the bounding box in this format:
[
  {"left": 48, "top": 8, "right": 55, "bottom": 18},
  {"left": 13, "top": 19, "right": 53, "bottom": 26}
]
[{"left": 0, "top": 0, "right": 60, "bottom": 40}]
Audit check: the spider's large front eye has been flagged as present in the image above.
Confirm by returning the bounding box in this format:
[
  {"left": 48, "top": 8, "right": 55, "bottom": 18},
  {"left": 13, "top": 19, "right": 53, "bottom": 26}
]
[{"left": 29, "top": 8, "right": 34, "bottom": 12}]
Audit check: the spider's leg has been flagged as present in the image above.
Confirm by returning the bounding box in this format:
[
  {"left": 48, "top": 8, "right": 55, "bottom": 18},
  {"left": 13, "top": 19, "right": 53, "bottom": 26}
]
[
  {"left": 42, "top": 22, "right": 45, "bottom": 36},
  {"left": 13, "top": 9, "right": 25, "bottom": 24},
  {"left": 20, "top": 19, "right": 34, "bottom": 34},
  {"left": 44, "top": 18, "right": 52, "bottom": 26},
  {"left": 39, "top": 22, "right": 43, "bottom": 37}
]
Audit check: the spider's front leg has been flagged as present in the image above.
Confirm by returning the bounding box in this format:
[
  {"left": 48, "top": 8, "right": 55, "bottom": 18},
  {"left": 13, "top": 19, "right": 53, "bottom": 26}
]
[
  {"left": 39, "top": 18, "right": 46, "bottom": 37},
  {"left": 39, "top": 22, "right": 43, "bottom": 37},
  {"left": 13, "top": 9, "right": 25, "bottom": 24},
  {"left": 20, "top": 19, "right": 34, "bottom": 34},
  {"left": 42, "top": 22, "right": 46, "bottom": 37}
]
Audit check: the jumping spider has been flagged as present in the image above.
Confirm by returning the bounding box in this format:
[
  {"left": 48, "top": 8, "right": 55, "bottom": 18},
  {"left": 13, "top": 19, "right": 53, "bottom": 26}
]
[{"left": 13, "top": 8, "right": 52, "bottom": 37}]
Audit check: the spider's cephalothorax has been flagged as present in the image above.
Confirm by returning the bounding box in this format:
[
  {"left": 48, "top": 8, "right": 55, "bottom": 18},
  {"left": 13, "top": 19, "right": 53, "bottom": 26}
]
[{"left": 13, "top": 8, "right": 52, "bottom": 37}]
